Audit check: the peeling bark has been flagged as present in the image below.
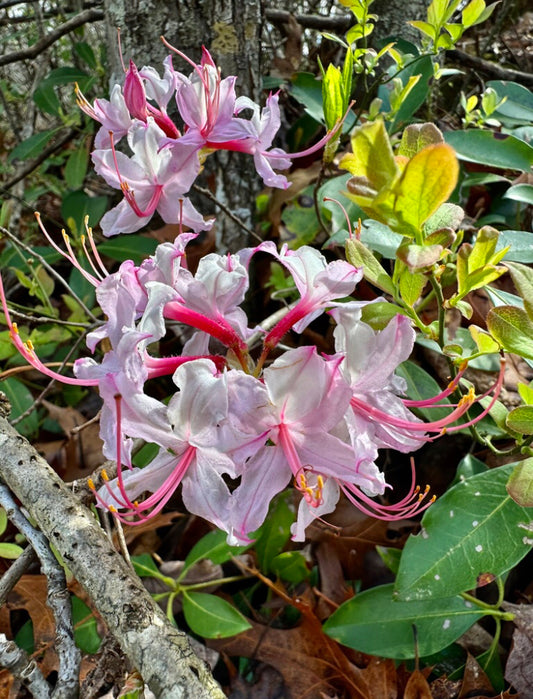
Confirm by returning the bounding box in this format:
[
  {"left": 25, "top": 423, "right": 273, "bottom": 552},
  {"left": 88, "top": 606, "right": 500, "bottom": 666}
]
[{"left": 0, "top": 416, "right": 225, "bottom": 699}]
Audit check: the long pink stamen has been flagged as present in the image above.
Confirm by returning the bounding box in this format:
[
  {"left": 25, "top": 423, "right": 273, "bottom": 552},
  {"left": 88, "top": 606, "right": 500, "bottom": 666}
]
[
  {"left": 351, "top": 388, "right": 476, "bottom": 434},
  {"left": 403, "top": 361, "right": 468, "bottom": 408},
  {"left": 35, "top": 213, "right": 100, "bottom": 287}
]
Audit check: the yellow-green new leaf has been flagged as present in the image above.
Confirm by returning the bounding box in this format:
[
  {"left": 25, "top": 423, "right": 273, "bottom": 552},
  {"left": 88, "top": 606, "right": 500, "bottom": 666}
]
[
  {"left": 393, "top": 144, "right": 459, "bottom": 236},
  {"left": 345, "top": 237, "right": 395, "bottom": 295},
  {"left": 340, "top": 119, "right": 398, "bottom": 192}
]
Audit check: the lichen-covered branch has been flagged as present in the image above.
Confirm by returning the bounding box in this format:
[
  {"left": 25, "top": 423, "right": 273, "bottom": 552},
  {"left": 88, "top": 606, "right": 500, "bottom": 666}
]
[{"left": 0, "top": 416, "right": 225, "bottom": 699}]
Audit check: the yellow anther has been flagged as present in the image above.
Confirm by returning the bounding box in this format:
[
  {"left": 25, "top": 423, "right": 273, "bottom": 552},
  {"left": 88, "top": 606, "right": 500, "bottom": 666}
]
[
  {"left": 84, "top": 215, "right": 89, "bottom": 225},
  {"left": 101, "top": 469, "right": 109, "bottom": 481},
  {"left": 62, "top": 229, "right": 70, "bottom": 242},
  {"left": 109, "top": 505, "right": 117, "bottom": 513},
  {"left": 133, "top": 500, "right": 139, "bottom": 508},
  {"left": 26, "top": 340, "right": 35, "bottom": 352},
  {"left": 87, "top": 478, "right": 95, "bottom": 490},
  {"left": 317, "top": 475, "right": 324, "bottom": 489},
  {"left": 12, "top": 322, "right": 19, "bottom": 334},
  {"left": 80, "top": 234, "right": 85, "bottom": 245}
]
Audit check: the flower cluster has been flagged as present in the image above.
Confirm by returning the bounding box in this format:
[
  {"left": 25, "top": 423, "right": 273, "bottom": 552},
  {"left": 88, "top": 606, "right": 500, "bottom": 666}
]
[
  {"left": 75, "top": 41, "right": 333, "bottom": 237},
  {"left": 0, "top": 46, "right": 504, "bottom": 544},
  {"left": 1, "top": 221, "right": 505, "bottom": 543}
]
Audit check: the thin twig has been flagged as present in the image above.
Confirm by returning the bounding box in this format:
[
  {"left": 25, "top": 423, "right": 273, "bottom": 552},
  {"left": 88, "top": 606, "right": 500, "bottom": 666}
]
[
  {"left": 2, "top": 128, "right": 78, "bottom": 191},
  {"left": 0, "top": 481, "right": 81, "bottom": 699},
  {"left": 0, "top": 8, "right": 104, "bottom": 67},
  {"left": 0, "top": 545, "right": 38, "bottom": 606},
  {"left": 0, "top": 634, "right": 52, "bottom": 698},
  {"left": 193, "top": 184, "right": 262, "bottom": 243}
]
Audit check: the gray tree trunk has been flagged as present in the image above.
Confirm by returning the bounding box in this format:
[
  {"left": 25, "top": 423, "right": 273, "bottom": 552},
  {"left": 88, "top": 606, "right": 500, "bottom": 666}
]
[
  {"left": 103, "top": 0, "right": 263, "bottom": 252},
  {"left": 372, "top": 0, "right": 430, "bottom": 44}
]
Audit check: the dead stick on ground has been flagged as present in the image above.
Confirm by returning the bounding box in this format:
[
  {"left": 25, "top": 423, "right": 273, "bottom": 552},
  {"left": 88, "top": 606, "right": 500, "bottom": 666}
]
[{"left": 0, "top": 415, "right": 225, "bottom": 699}]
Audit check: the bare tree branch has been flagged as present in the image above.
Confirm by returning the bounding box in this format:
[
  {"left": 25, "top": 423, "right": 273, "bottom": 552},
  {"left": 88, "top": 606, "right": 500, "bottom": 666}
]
[
  {"left": 264, "top": 8, "right": 351, "bottom": 32},
  {"left": 0, "top": 482, "right": 81, "bottom": 698},
  {"left": 0, "top": 634, "right": 52, "bottom": 698},
  {"left": 446, "top": 48, "right": 533, "bottom": 88},
  {"left": 0, "top": 8, "right": 104, "bottom": 67},
  {"left": 0, "top": 414, "right": 225, "bottom": 699}
]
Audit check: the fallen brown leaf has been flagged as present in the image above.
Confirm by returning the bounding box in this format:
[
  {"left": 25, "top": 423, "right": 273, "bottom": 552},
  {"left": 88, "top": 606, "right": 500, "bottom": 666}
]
[{"left": 503, "top": 601, "right": 533, "bottom": 698}]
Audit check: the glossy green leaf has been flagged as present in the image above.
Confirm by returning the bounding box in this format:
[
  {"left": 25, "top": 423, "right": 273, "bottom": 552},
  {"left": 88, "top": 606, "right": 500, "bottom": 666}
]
[
  {"left": 487, "top": 80, "right": 533, "bottom": 126},
  {"left": 396, "top": 361, "right": 452, "bottom": 423},
  {"left": 503, "top": 184, "right": 533, "bottom": 205},
  {"left": 399, "top": 268, "right": 427, "bottom": 305},
  {"left": 395, "top": 464, "right": 533, "bottom": 601},
  {"left": 506, "top": 458, "right": 533, "bottom": 506},
  {"left": 506, "top": 407, "right": 533, "bottom": 436},
  {"left": 8, "top": 129, "right": 58, "bottom": 162},
  {"left": 182, "top": 592, "right": 251, "bottom": 638},
  {"left": 181, "top": 529, "right": 248, "bottom": 579},
  {"left": 498, "top": 231, "right": 533, "bottom": 263},
  {"left": 270, "top": 551, "right": 310, "bottom": 584},
  {"left": 254, "top": 491, "right": 294, "bottom": 572},
  {"left": 323, "top": 584, "right": 483, "bottom": 659},
  {"left": 359, "top": 219, "right": 401, "bottom": 258},
  {"left": 1, "top": 378, "right": 39, "bottom": 437},
  {"left": 487, "top": 306, "right": 533, "bottom": 360},
  {"left": 444, "top": 130, "right": 533, "bottom": 172}
]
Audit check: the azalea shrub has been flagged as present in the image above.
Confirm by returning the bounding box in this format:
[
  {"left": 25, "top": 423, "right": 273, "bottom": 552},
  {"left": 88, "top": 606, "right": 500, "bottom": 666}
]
[{"left": 2, "top": 0, "right": 533, "bottom": 694}]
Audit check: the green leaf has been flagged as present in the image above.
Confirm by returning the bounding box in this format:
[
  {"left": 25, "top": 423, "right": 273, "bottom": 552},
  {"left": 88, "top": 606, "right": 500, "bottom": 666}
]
[
  {"left": 254, "top": 491, "right": 294, "bottom": 572},
  {"left": 504, "top": 261, "right": 533, "bottom": 320},
  {"left": 33, "top": 83, "right": 61, "bottom": 115},
  {"left": 0, "top": 508, "right": 7, "bottom": 535},
  {"left": 64, "top": 142, "right": 89, "bottom": 191},
  {"left": 506, "top": 458, "right": 533, "bottom": 506},
  {"left": 360, "top": 219, "right": 401, "bottom": 258},
  {"left": 444, "top": 130, "right": 533, "bottom": 172},
  {"left": 398, "top": 123, "right": 445, "bottom": 159},
  {"left": 462, "top": 0, "right": 486, "bottom": 27},
  {"left": 61, "top": 191, "right": 108, "bottom": 235},
  {"left": 96, "top": 235, "right": 158, "bottom": 265},
  {"left": 503, "top": 184, "right": 533, "bottom": 205},
  {"left": 340, "top": 120, "right": 398, "bottom": 193},
  {"left": 290, "top": 72, "right": 325, "bottom": 124},
  {"left": 396, "top": 361, "right": 452, "bottom": 423},
  {"left": 323, "top": 584, "right": 483, "bottom": 659},
  {"left": 8, "top": 129, "right": 59, "bottom": 162},
  {"left": 72, "top": 596, "right": 101, "bottom": 653},
  {"left": 487, "top": 80, "right": 533, "bottom": 127},
  {"left": 0, "top": 378, "right": 38, "bottom": 437},
  {"left": 345, "top": 237, "right": 395, "bottom": 294},
  {"left": 399, "top": 268, "right": 427, "bottom": 305},
  {"left": 181, "top": 529, "right": 248, "bottom": 579},
  {"left": 270, "top": 551, "right": 310, "bottom": 584},
  {"left": 182, "top": 592, "right": 251, "bottom": 638},
  {"left": 506, "top": 407, "right": 533, "bottom": 435},
  {"left": 74, "top": 42, "right": 97, "bottom": 69},
  {"left": 393, "top": 144, "right": 459, "bottom": 234},
  {"left": 395, "top": 464, "right": 533, "bottom": 601},
  {"left": 487, "top": 306, "right": 533, "bottom": 360},
  {"left": 131, "top": 553, "right": 161, "bottom": 579},
  {"left": 0, "top": 543, "right": 24, "bottom": 559},
  {"left": 498, "top": 231, "right": 533, "bottom": 263},
  {"left": 423, "top": 203, "right": 464, "bottom": 235}
]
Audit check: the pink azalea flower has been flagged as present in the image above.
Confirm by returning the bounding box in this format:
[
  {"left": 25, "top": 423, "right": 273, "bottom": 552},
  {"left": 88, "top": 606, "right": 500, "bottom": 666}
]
[{"left": 92, "top": 118, "right": 210, "bottom": 236}]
